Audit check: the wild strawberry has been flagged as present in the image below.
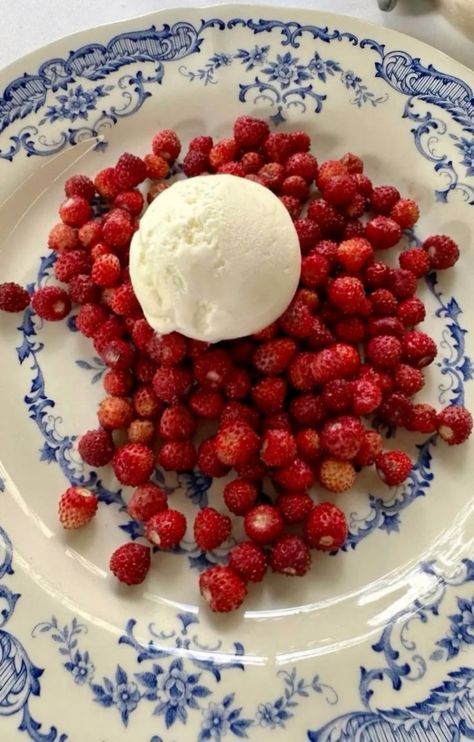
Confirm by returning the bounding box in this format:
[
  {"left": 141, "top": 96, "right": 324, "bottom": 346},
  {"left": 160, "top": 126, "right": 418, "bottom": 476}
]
[
  {"left": 78, "top": 219, "right": 102, "bottom": 249},
  {"left": 422, "top": 234, "right": 459, "bottom": 270},
  {"left": 109, "top": 543, "right": 151, "bottom": 585},
  {"left": 147, "top": 332, "right": 187, "bottom": 367},
  {"left": 158, "top": 441, "right": 197, "bottom": 471},
  {"left": 95, "top": 167, "right": 120, "bottom": 200},
  {"left": 98, "top": 396, "right": 133, "bottom": 429},
  {"left": 401, "top": 330, "right": 437, "bottom": 368},
  {"left": 367, "top": 316, "right": 404, "bottom": 340},
  {"left": 188, "top": 339, "right": 211, "bottom": 358},
  {"left": 318, "top": 457, "right": 356, "bottom": 493},
  {"left": 285, "top": 152, "right": 318, "bottom": 182},
  {"left": 359, "top": 364, "right": 394, "bottom": 394},
  {"left": 352, "top": 378, "right": 382, "bottom": 416},
  {"left": 387, "top": 268, "right": 417, "bottom": 300},
  {"left": 390, "top": 198, "right": 419, "bottom": 229},
  {"left": 337, "top": 237, "right": 373, "bottom": 273},
  {"left": 223, "top": 479, "right": 258, "bottom": 515},
  {"left": 370, "top": 289, "right": 398, "bottom": 317},
  {"left": 199, "top": 566, "right": 247, "bottom": 613},
  {"left": 407, "top": 403, "right": 437, "bottom": 434},
  {"left": 235, "top": 456, "right": 267, "bottom": 482},
  {"left": 128, "top": 482, "right": 167, "bottom": 522},
  {"left": 307, "top": 317, "right": 334, "bottom": 350},
  {"left": 128, "top": 419, "right": 154, "bottom": 444},
  {"left": 189, "top": 135, "right": 213, "bottom": 154},
  {"left": 253, "top": 338, "right": 296, "bottom": 375},
  {"left": 78, "top": 428, "right": 114, "bottom": 467},
  {"left": 146, "top": 509, "right": 187, "bottom": 549},
  {"left": 277, "top": 492, "right": 313, "bottom": 524},
  {"left": 258, "top": 162, "right": 285, "bottom": 191},
  {"left": 437, "top": 405, "right": 473, "bottom": 445},
  {"left": 354, "top": 430, "right": 383, "bottom": 466},
  {"left": 193, "top": 349, "right": 232, "bottom": 389},
  {"left": 288, "top": 353, "right": 316, "bottom": 392},
  {"left": 152, "top": 367, "right": 192, "bottom": 404},
  {"left": 344, "top": 195, "right": 367, "bottom": 220},
  {"left": 301, "top": 252, "right": 330, "bottom": 288},
  {"left": 90, "top": 242, "right": 113, "bottom": 261},
  {"left": 215, "top": 421, "right": 260, "bottom": 466},
  {"left": 394, "top": 364, "right": 425, "bottom": 396},
  {"left": 48, "top": 223, "right": 79, "bottom": 252},
  {"left": 182, "top": 149, "right": 209, "bottom": 177},
  {"left": 91, "top": 254, "right": 121, "bottom": 288},
  {"left": 322, "top": 174, "right": 357, "bottom": 206},
  {"left": 59, "top": 196, "right": 92, "bottom": 227},
  {"left": 304, "top": 503, "right": 348, "bottom": 550},
  {"left": 102, "top": 210, "right": 134, "bottom": 250},
  {"left": 399, "top": 248, "right": 431, "bottom": 277},
  {"left": 224, "top": 367, "right": 251, "bottom": 401},
  {"left": 69, "top": 274, "right": 99, "bottom": 304},
  {"left": 273, "top": 457, "right": 313, "bottom": 491},
  {"left": 152, "top": 129, "right": 181, "bottom": 161},
  {"left": 294, "top": 218, "right": 321, "bottom": 253},
  {"left": 353, "top": 173, "right": 373, "bottom": 197},
  {"left": 159, "top": 405, "right": 196, "bottom": 440},
  {"left": 334, "top": 317, "right": 366, "bottom": 344},
  {"left": 110, "top": 283, "right": 141, "bottom": 317},
  {"left": 270, "top": 535, "right": 311, "bottom": 576},
  {"left": 134, "top": 356, "right": 156, "bottom": 384},
  {"left": 0, "top": 282, "right": 30, "bottom": 313},
  {"left": 228, "top": 542, "right": 267, "bottom": 583},
  {"left": 376, "top": 450, "right": 412, "bottom": 485},
  {"left": 65, "top": 174, "right": 95, "bottom": 201},
  {"left": 379, "top": 391, "right": 413, "bottom": 427},
  {"left": 113, "top": 443, "right": 154, "bottom": 486},
  {"left": 114, "top": 189, "right": 145, "bottom": 217},
  {"left": 220, "top": 401, "right": 260, "bottom": 429},
  {"left": 240, "top": 151, "right": 264, "bottom": 174},
  {"left": 129, "top": 320, "right": 153, "bottom": 353},
  {"left": 244, "top": 504, "right": 283, "bottom": 545},
  {"left": 143, "top": 153, "right": 170, "bottom": 180},
  {"left": 263, "top": 132, "right": 292, "bottom": 163},
  {"left": 365, "top": 216, "right": 402, "bottom": 249},
  {"left": 370, "top": 185, "right": 400, "bottom": 214},
  {"left": 189, "top": 389, "right": 224, "bottom": 419},
  {"left": 218, "top": 162, "right": 245, "bottom": 177},
  {"left": 307, "top": 199, "right": 345, "bottom": 239},
  {"left": 100, "top": 338, "right": 135, "bottom": 371},
  {"left": 281, "top": 175, "right": 310, "bottom": 201},
  {"left": 252, "top": 322, "right": 279, "bottom": 342},
  {"left": 317, "top": 160, "right": 347, "bottom": 189},
  {"left": 366, "top": 335, "right": 402, "bottom": 370},
  {"left": 322, "top": 379, "right": 353, "bottom": 413},
  {"left": 197, "top": 437, "right": 231, "bottom": 478},
  {"left": 132, "top": 385, "right": 161, "bottom": 419},
  {"left": 328, "top": 276, "right": 366, "bottom": 314},
  {"left": 233, "top": 115, "right": 269, "bottom": 150},
  {"left": 58, "top": 486, "right": 98, "bottom": 529},
  {"left": 365, "top": 261, "right": 390, "bottom": 289},
  {"left": 209, "top": 139, "right": 238, "bottom": 170},
  {"left": 194, "top": 507, "right": 231, "bottom": 551},
  {"left": 397, "top": 297, "right": 426, "bottom": 327},
  {"left": 280, "top": 301, "right": 313, "bottom": 339},
  {"left": 31, "top": 286, "right": 71, "bottom": 321},
  {"left": 321, "top": 416, "right": 364, "bottom": 461},
  {"left": 262, "top": 411, "right": 292, "bottom": 432},
  {"left": 293, "top": 428, "right": 320, "bottom": 463},
  {"left": 290, "top": 394, "right": 326, "bottom": 427},
  {"left": 260, "top": 429, "right": 296, "bottom": 467},
  {"left": 114, "top": 153, "right": 147, "bottom": 190},
  {"left": 75, "top": 303, "right": 107, "bottom": 337},
  {"left": 313, "top": 238, "right": 339, "bottom": 265},
  {"left": 279, "top": 195, "right": 302, "bottom": 220},
  {"left": 312, "top": 344, "right": 361, "bottom": 384}
]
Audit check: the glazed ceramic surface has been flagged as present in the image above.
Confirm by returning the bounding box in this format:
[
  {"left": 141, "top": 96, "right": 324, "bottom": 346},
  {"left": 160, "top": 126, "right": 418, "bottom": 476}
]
[{"left": 0, "top": 6, "right": 473, "bottom": 741}]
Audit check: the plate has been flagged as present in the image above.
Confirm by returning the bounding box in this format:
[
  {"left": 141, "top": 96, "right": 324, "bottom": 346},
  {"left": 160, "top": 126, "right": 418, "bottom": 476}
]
[{"left": 0, "top": 5, "right": 473, "bottom": 741}]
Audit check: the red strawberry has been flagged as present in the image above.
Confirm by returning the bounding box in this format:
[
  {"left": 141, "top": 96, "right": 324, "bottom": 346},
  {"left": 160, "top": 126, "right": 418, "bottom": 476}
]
[
  {"left": 375, "top": 451, "right": 412, "bottom": 486},
  {"left": 112, "top": 443, "right": 155, "bottom": 486},
  {"left": 244, "top": 505, "right": 283, "bottom": 545},
  {"left": 194, "top": 507, "right": 231, "bottom": 551},
  {"left": 270, "top": 535, "right": 311, "bottom": 576},
  {"left": 58, "top": 486, "right": 98, "bottom": 529},
  {"left": 145, "top": 509, "right": 187, "bottom": 549},
  {"left": 127, "top": 483, "right": 168, "bottom": 522},
  {"left": 78, "top": 428, "right": 114, "bottom": 467},
  {"left": 109, "top": 543, "right": 151, "bottom": 585},
  {"left": 223, "top": 479, "right": 258, "bottom": 515},
  {"left": 437, "top": 405, "right": 473, "bottom": 445},
  {"left": 228, "top": 542, "right": 267, "bottom": 583},
  {"left": 215, "top": 422, "right": 260, "bottom": 466},
  {"left": 304, "top": 503, "right": 348, "bottom": 550},
  {"left": 199, "top": 566, "right": 247, "bottom": 613}
]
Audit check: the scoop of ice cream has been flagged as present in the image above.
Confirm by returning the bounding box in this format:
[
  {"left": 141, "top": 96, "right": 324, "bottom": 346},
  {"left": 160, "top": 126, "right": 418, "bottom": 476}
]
[{"left": 129, "top": 174, "right": 301, "bottom": 342}]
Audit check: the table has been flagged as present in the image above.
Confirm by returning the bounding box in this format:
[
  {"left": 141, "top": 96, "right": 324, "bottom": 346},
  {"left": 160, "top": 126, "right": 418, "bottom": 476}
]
[{"left": 1, "top": 0, "right": 472, "bottom": 70}]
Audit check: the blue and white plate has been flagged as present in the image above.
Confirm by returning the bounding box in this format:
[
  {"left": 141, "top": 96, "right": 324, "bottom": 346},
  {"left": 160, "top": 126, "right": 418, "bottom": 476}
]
[{"left": 0, "top": 6, "right": 473, "bottom": 741}]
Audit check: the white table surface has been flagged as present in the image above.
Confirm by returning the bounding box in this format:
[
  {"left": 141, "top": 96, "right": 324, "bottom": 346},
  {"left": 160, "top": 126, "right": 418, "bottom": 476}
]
[{"left": 1, "top": 0, "right": 473, "bottom": 71}]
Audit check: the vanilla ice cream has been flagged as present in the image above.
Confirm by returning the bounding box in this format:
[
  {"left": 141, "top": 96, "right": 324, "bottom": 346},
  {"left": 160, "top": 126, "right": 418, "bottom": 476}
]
[{"left": 129, "top": 174, "right": 301, "bottom": 343}]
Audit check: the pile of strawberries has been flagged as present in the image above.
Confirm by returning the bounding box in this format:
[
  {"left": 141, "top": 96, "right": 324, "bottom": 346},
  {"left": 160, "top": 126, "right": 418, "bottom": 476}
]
[{"left": 1, "top": 115, "right": 472, "bottom": 614}]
